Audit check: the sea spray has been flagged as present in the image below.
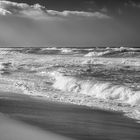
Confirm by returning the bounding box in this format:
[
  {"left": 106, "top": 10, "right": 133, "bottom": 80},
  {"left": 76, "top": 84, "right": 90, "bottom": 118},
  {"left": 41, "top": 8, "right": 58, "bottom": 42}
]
[
  {"left": 84, "top": 47, "right": 140, "bottom": 57},
  {"left": 61, "top": 48, "right": 73, "bottom": 53},
  {"left": 50, "top": 71, "right": 140, "bottom": 106}
]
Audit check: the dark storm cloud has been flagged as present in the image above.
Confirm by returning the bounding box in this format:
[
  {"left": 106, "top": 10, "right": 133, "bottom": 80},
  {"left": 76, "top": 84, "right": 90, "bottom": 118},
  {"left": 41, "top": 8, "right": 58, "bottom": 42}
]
[
  {"left": 0, "top": 0, "right": 112, "bottom": 47},
  {"left": 124, "top": 0, "right": 140, "bottom": 8},
  {"left": 0, "top": 0, "right": 140, "bottom": 47}
]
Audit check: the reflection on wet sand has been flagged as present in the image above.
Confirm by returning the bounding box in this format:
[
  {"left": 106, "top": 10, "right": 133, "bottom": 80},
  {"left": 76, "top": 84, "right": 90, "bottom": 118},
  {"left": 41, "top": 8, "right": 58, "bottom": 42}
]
[
  {"left": 0, "top": 114, "right": 73, "bottom": 140},
  {"left": 0, "top": 92, "right": 140, "bottom": 140}
]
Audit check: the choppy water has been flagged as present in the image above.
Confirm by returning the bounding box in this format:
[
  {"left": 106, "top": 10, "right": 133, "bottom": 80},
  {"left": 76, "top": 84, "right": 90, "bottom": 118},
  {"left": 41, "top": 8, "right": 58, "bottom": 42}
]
[
  {"left": 0, "top": 47, "right": 140, "bottom": 122},
  {"left": 11, "top": 46, "right": 140, "bottom": 57}
]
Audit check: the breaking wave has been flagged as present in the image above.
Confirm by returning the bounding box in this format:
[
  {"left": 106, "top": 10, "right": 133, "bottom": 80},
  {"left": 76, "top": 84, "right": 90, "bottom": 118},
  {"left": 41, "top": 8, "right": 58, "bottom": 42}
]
[
  {"left": 60, "top": 48, "right": 73, "bottom": 53},
  {"left": 85, "top": 47, "right": 140, "bottom": 57},
  {"left": 50, "top": 71, "right": 140, "bottom": 106},
  {"left": 41, "top": 47, "right": 58, "bottom": 51},
  {"left": 1, "top": 47, "right": 140, "bottom": 122},
  {"left": 6, "top": 47, "right": 140, "bottom": 56}
]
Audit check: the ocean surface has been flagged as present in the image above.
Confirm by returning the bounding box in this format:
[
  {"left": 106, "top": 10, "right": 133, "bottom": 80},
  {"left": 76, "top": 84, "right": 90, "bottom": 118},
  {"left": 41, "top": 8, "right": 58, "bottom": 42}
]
[{"left": 0, "top": 47, "right": 140, "bottom": 122}]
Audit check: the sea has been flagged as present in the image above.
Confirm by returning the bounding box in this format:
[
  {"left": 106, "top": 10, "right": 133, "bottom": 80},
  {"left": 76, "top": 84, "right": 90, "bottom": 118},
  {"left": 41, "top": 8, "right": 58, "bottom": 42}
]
[{"left": 0, "top": 46, "right": 140, "bottom": 122}]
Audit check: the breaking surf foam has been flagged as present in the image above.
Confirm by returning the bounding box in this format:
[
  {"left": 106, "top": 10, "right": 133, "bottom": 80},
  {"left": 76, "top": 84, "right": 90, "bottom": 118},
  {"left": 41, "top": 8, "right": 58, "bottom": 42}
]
[
  {"left": 60, "top": 48, "right": 73, "bottom": 53},
  {"left": 50, "top": 71, "right": 140, "bottom": 106},
  {"left": 85, "top": 47, "right": 140, "bottom": 57}
]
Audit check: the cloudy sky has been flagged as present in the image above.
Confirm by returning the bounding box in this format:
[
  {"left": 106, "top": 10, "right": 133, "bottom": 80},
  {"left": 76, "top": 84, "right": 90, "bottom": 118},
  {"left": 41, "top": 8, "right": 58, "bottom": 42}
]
[{"left": 0, "top": 0, "right": 140, "bottom": 47}]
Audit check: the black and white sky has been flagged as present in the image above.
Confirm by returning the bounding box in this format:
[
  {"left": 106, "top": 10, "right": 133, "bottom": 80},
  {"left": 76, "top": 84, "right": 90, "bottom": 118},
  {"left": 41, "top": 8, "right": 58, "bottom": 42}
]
[{"left": 0, "top": 0, "right": 140, "bottom": 47}]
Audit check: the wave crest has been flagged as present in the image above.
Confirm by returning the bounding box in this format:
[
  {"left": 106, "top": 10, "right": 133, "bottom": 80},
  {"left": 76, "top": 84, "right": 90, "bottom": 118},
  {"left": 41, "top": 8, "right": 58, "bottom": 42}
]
[
  {"left": 85, "top": 47, "right": 140, "bottom": 57},
  {"left": 50, "top": 71, "right": 140, "bottom": 106},
  {"left": 60, "top": 48, "right": 73, "bottom": 53}
]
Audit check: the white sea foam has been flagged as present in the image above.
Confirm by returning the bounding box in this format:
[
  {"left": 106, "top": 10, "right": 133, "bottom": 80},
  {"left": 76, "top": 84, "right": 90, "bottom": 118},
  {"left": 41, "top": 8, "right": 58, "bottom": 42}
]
[
  {"left": 41, "top": 47, "right": 58, "bottom": 51},
  {"left": 81, "top": 58, "right": 113, "bottom": 65},
  {"left": 82, "top": 57, "right": 140, "bottom": 67},
  {"left": 84, "top": 46, "right": 140, "bottom": 57},
  {"left": 84, "top": 51, "right": 110, "bottom": 57},
  {"left": 50, "top": 71, "right": 140, "bottom": 106},
  {"left": 1, "top": 48, "right": 140, "bottom": 122},
  {"left": 61, "top": 48, "right": 73, "bottom": 53}
]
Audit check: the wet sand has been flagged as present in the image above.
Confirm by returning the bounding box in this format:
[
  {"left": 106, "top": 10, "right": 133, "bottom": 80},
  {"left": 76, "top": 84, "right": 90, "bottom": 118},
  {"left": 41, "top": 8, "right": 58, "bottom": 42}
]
[
  {"left": 0, "top": 92, "right": 140, "bottom": 140},
  {"left": 0, "top": 114, "right": 73, "bottom": 140}
]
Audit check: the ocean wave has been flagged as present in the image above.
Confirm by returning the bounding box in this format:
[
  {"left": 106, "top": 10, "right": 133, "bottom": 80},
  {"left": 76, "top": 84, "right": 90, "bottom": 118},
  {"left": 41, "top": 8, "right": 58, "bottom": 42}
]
[
  {"left": 16, "top": 47, "right": 75, "bottom": 54},
  {"left": 60, "top": 48, "right": 73, "bottom": 53},
  {"left": 50, "top": 71, "right": 140, "bottom": 106},
  {"left": 82, "top": 58, "right": 140, "bottom": 67},
  {"left": 1, "top": 48, "right": 140, "bottom": 122},
  {"left": 13, "top": 47, "right": 96, "bottom": 55},
  {"left": 0, "top": 48, "right": 14, "bottom": 55},
  {"left": 85, "top": 47, "right": 140, "bottom": 57},
  {"left": 85, "top": 51, "right": 110, "bottom": 57},
  {"left": 41, "top": 47, "right": 58, "bottom": 51}
]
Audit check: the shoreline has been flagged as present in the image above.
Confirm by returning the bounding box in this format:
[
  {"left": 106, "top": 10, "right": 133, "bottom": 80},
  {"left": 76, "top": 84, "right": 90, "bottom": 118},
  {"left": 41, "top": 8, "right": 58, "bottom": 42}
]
[
  {"left": 0, "top": 87, "right": 138, "bottom": 123},
  {"left": 1, "top": 92, "right": 140, "bottom": 140},
  {"left": 0, "top": 54, "right": 140, "bottom": 123}
]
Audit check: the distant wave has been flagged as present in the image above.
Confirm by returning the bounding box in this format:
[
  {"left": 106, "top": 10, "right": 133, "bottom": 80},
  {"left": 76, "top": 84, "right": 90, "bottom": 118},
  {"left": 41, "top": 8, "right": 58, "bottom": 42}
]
[
  {"left": 41, "top": 47, "right": 58, "bottom": 51},
  {"left": 85, "top": 47, "right": 140, "bottom": 57},
  {"left": 85, "top": 51, "right": 110, "bottom": 57},
  {"left": 50, "top": 71, "right": 140, "bottom": 106},
  {"left": 60, "top": 48, "right": 73, "bottom": 53},
  {"left": 3, "top": 47, "right": 140, "bottom": 57},
  {"left": 9, "top": 47, "right": 95, "bottom": 55},
  {"left": 41, "top": 48, "right": 74, "bottom": 53}
]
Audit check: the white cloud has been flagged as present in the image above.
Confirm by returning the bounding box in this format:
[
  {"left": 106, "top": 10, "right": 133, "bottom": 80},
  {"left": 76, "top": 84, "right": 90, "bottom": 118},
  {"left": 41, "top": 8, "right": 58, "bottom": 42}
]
[
  {"left": 0, "top": 0, "right": 29, "bottom": 10},
  {"left": 0, "top": 0, "right": 110, "bottom": 19},
  {"left": 0, "top": 7, "right": 11, "bottom": 15},
  {"left": 0, "top": 1, "right": 46, "bottom": 16},
  {"left": 47, "top": 10, "right": 110, "bottom": 18}
]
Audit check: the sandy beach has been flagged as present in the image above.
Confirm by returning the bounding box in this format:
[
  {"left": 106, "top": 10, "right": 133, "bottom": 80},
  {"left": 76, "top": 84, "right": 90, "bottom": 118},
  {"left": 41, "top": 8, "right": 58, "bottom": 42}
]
[
  {"left": 0, "top": 114, "right": 73, "bottom": 140},
  {"left": 0, "top": 0, "right": 140, "bottom": 139},
  {"left": 0, "top": 48, "right": 140, "bottom": 139},
  {"left": 0, "top": 92, "right": 140, "bottom": 140}
]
